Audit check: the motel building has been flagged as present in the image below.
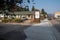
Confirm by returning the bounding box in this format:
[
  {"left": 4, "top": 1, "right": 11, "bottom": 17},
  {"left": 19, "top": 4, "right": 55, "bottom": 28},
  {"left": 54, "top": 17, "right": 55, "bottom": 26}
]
[
  {"left": 54, "top": 12, "right": 60, "bottom": 19},
  {"left": 7, "top": 11, "right": 35, "bottom": 20},
  {"left": 0, "top": 11, "right": 40, "bottom": 23}
]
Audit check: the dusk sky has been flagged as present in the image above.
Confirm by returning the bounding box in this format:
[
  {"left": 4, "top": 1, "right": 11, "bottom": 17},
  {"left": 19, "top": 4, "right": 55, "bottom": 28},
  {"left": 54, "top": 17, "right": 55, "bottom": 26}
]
[{"left": 22, "top": 0, "right": 60, "bottom": 14}]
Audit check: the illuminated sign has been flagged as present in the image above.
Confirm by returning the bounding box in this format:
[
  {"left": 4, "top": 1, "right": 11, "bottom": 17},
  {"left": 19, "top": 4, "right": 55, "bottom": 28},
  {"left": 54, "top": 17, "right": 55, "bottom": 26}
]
[{"left": 35, "top": 11, "right": 40, "bottom": 18}]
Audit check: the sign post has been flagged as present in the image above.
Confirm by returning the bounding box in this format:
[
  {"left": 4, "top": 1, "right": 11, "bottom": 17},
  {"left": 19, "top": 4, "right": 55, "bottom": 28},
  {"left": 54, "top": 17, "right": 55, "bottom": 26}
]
[{"left": 34, "top": 11, "right": 40, "bottom": 23}]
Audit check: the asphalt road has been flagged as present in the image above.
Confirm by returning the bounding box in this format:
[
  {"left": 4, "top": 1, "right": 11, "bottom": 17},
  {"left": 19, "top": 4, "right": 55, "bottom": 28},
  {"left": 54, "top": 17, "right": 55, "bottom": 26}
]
[
  {"left": 24, "top": 19, "right": 58, "bottom": 40},
  {"left": 50, "top": 19, "right": 60, "bottom": 32},
  {"left": 50, "top": 19, "right": 60, "bottom": 40},
  {"left": 0, "top": 23, "right": 31, "bottom": 40},
  {"left": 0, "top": 19, "right": 60, "bottom": 40}
]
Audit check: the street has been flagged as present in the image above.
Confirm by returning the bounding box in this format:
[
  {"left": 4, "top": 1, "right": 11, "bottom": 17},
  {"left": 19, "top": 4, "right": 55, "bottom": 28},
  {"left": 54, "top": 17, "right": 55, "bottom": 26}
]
[
  {"left": 24, "top": 19, "right": 60, "bottom": 40},
  {"left": 0, "top": 19, "right": 60, "bottom": 40},
  {"left": 50, "top": 19, "right": 60, "bottom": 40},
  {"left": 0, "top": 23, "right": 31, "bottom": 40},
  {"left": 0, "top": 0, "right": 60, "bottom": 40},
  {"left": 50, "top": 19, "right": 60, "bottom": 32}
]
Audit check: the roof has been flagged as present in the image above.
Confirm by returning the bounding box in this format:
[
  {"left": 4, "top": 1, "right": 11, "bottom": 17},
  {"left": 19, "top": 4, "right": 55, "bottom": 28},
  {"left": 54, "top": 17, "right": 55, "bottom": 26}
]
[
  {"left": 55, "top": 12, "right": 60, "bottom": 14},
  {"left": 8, "top": 11, "right": 35, "bottom": 15}
]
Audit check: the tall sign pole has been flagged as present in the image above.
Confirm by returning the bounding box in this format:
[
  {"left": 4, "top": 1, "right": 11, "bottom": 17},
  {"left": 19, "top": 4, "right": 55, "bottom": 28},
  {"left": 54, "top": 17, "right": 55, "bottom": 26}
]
[{"left": 34, "top": 11, "right": 40, "bottom": 23}]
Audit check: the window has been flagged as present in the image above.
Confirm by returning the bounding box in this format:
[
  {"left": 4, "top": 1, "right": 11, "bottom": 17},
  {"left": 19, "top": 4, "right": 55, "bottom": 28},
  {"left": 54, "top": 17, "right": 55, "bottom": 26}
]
[
  {"left": 28, "top": 15, "right": 30, "bottom": 17},
  {"left": 58, "top": 16, "right": 60, "bottom": 18}
]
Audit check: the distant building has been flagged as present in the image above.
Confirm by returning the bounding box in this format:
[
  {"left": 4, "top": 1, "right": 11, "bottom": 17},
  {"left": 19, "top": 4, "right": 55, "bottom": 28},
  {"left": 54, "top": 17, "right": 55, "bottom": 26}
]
[
  {"left": 55, "top": 12, "right": 60, "bottom": 19},
  {"left": 7, "top": 11, "right": 35, "bottom": 20},
  {"left": 0, "top": 11, "right": 41, "bottom": 23},
  {"left": 0, "top": 11, "right": 35, "bottom": 20}
]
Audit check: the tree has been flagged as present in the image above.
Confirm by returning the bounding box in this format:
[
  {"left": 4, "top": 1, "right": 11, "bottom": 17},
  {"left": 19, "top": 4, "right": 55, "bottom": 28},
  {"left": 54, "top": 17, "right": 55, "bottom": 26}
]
[
  {"left": 41, "top": 9, "right": 45, "bottom": 14},
  {"left": 0, "top": 0, "right": 34, "bottom": 11},
  {"left": 25, "top": 6, "right": 29, "bottom": 11},
  {"left": 41, "top": 8, "right": 47, "bottom": 18},
  {"left": 41, "top": 8, "right": 47, "bottom": 14},
  {"left": 27, "top": 0, "right": 30, "bottom": 3},
  {"left": 15, "top": 0, "right": 23, "bottom": 4},
  {"left": 31, "top": 6, "right": 40, "bottom": 11},
  {"left": 0, "top": 0, "right": 4, "bottom": 10},
  {"left": 31, "top": 6, "right": 35, "bottom": 11}
]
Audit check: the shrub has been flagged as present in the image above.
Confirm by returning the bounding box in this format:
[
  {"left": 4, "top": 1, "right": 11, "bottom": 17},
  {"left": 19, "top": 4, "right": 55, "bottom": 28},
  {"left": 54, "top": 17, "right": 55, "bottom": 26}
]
[
  {"left": 2, "top": 18, "right": 23, "bottom": 23},
  {"left": 15, "top": 19, "right": 23, "bottom": 23},
  {"left": 2, "top": 19, "right": 9, "bottom": 23}
]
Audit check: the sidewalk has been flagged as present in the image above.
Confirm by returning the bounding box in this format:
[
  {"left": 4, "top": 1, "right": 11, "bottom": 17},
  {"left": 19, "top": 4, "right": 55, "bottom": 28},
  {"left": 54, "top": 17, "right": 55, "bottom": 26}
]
[{"left": 24, "top": 19, "right": 57, "bottom": 40}]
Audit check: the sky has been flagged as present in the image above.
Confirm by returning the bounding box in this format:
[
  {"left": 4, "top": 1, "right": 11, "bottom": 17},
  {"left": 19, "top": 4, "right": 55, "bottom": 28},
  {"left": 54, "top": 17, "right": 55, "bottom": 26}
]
[
  {"left": 17, "top": 0, "right": 60, "bottom": 14},
  {"left": 28, "top": 0, "right": 60, "bottom": 14}
]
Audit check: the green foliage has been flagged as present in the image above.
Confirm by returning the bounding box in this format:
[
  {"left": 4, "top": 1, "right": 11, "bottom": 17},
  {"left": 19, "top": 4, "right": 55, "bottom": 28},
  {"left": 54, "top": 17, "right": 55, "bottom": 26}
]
[
  {"left": 2, "top": 18, "right": 9, "bottom": 23},
  {"left": 27, "top": 0, "right": 30, "bottom": 3},
  {"left": 15, "top": 19, "right": 22, "bottom": 23},
  {"left": 41, "top": 8, "right": 47, "bottom": 18},
  {"left": 41, "top": 9, "right": 45, "bottom": 14},
  {"left": 0, "top": 0, "right": 4, "bottom": 10},
  {"left": 0, "top": 0, "right": 34, "bottom": 11},
  {"left": 31, "top": 6, "right": 40, "bottom": 11},
  {"left": 41, "top": 8, "right": 47, "bottom": 14},
  {"left": 2, "top": 18, "right": 23, "bottom": 23},
  {"left": 0, "top": 11, "right": 2, "bottom": 14},
  {"left": 31, "top": 6, "right": 35, "bottom": 11}
]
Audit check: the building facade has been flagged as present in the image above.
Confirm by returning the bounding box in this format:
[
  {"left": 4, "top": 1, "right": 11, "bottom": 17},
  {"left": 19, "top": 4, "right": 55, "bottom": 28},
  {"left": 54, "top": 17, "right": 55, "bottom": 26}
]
[
  {"left": 0, "top": 11, "right": 41, "bottom": 23},
  {"left": 0, "top": 11, "right": 35, "bottom": 20},
  {"left": 55, "top": 12, "right": 60, "bottom": 19},
  {"left": 8, "top": 11, "right": 35, "bottom": 20}
]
